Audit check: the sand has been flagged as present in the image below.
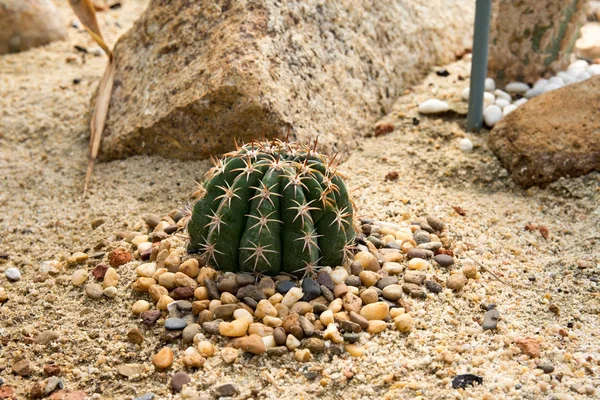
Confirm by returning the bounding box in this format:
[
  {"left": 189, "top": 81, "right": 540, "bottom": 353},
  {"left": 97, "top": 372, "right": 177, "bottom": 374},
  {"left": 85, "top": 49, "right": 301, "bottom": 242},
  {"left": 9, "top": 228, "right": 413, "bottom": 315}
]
[{"left": 0, "top": 1, "right": 599, "bottom": 399}]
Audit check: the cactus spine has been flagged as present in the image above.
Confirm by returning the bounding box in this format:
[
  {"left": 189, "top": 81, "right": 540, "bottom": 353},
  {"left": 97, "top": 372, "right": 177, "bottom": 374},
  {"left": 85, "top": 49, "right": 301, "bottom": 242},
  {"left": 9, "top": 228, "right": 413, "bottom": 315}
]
[{"left": 187, "top": 139, "right": 355, "bottom": 277}]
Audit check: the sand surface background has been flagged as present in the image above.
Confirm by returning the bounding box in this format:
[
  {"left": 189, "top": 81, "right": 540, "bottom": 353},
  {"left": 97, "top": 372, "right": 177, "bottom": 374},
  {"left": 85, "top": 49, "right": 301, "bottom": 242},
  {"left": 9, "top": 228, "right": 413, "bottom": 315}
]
[{"left": 0, "top": 1, "right": 599, "bottom": 399}]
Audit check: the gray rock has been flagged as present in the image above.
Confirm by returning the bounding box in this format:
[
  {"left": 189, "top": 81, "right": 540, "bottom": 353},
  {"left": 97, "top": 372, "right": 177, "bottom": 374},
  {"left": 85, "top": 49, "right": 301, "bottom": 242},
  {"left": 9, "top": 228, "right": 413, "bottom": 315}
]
[
  {"left": 536, "top": 361, "right": 555, "bottom": 374},
  {"left": 403, "top": 270, "right": 426, "bottom": 285},
  {"left": 433, "top": 254, "right": 455, "bottom": 268},
  {"left": 344, "top": 275, "right": 362, "bottom": 288},
  {"left": 203, "top": 278, "right": 220, "bottom": 300},
  {"left": 44, "top": 376, "right": 63, "bottom": 395},
  {"left": 5, "top": 267, "right": 21, "bottom": 282},
  {"left": 407, "top": 248, "right": 431, "bottom": 259},
  {"left": 182, "top": 323, "right": 201, "bottom": 343},
  {"left": 214, "top": 383, "right": 239, "bottom": 397},
  {"left": 267, "top": 346, "right": 288, "bottom": 357},
  {"left": 236, "top": 274, "right": 255, "bottom": 287},
  {"left": 202, "top": 319, "right": 223, "bottom": 335},
  {"left": 413, "top": 231, "right": 431, "bottom": 245},
  {"left": 298, "top": 315, "right": 314, "bottom": 337},
  {"left": 482, "top": 308, "right": 500, "bottom": 330},
  {"left": 100, "top": 0, "right": 474, "bottom": 161},
  {"left": 134, "top": 394, "right": 155, "bottom": 400},
  {"left": 426, "top": 216, "right": 445, "bottom": 232},
  {"left": 425, "top": 280, "right": 443, "bottom": 294},
  {"left": 171, "top": 371, "right": 191, "bottom": 393},
  {"left": 342, "top": 333, "right": 361, "bottom": 343},
  {"left": 165, "top": 318, "right": 188, "bottom": 330},
  {"left": 376, "top": 276, "right": 398, "bottom": 290},
  {"left": 213, "top": 304, "right": 238, "bottom": 320},
  {"left": 402, "top": 283, "right": 425, "bottom": 299},
  {"left": 417, "top": 241, "right": 442, "bottom": 251}
]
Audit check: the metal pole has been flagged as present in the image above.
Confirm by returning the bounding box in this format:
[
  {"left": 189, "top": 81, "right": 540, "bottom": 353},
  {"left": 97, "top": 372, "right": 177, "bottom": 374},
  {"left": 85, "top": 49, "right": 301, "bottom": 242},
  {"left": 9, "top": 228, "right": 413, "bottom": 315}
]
[{"left": 467, "top": 0, "right": 492, "bottom": 132}]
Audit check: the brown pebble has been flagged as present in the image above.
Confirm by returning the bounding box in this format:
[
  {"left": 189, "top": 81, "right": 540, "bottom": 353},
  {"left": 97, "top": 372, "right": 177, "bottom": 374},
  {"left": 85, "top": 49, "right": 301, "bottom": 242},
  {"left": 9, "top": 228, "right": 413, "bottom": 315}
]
[
  {"left": 360, "top": 288, "right": 379, "bottom": 304},
  {"left": 108, "top": 248, "right": 132, "bottom": 267},
  {"left": 44, "top": 363, "right": 61, "bottom": 376},
  {"left": 141, "top": 310, "right": 162, "bottom": 326},
  {"left": 274, "top": 327, "right": 287, "bottom": 346},
  {"left": 172, "top": 286, "right": 195, "bottom": 300},
  {"left": 152, "top": 347, "right": 174, "bottom": 370},
  {"left": 91, "top": 264, "right": 109, "bottom": 280},
  {"left": 29, "top": 382, "right": 44, "bottom": 399},
  {"left": 333, "top": 284, "right": 349, "bottom": 298},
  {"left": 349, "top": 311, "right": 369, "bottom": 330},
  {"left": 127, "top": 327, "right": 144, "bottom": 345},
  {"left": 515, "top": 337, "right": 540, "bottom": 358},
  {"left": 239, "top": 334, "right": 266, "bottom": 355},
  {"left": 171, "top": 371, "right": 191, "bottom": 392},
  {"left": 12, "top": 359, "right": 30, "bottom": 376}
]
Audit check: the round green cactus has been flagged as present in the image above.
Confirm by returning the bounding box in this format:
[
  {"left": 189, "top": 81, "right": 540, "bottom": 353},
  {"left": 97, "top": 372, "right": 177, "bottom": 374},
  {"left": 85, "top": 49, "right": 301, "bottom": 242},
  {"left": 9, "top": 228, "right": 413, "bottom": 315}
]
[{"left": 186, "top": 139, "right": 355, "bottom": 277}]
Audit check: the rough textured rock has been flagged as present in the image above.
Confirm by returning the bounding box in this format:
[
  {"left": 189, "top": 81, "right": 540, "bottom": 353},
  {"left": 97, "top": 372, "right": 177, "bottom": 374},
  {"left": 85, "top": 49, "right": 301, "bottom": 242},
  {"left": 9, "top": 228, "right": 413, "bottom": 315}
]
[
  {"left": 101, "top": 0, "right": 474, "bottom": 160},
  {"left": 0, "top": 0, "right": 67, "bottom": 54},
  {"left": 488, "top": 0, "right": 587, "bottom": 84},
  {"left": 489, "top": 75, "right": 600, "bottom": 188}
]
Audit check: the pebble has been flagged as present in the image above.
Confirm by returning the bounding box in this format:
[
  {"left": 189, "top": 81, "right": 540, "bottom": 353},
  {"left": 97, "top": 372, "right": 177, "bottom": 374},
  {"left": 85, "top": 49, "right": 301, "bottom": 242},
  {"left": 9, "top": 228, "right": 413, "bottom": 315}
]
[
  {"left": 536, "top": 361, "right": 555, "bottom": 374},
  {"left": 459, "top": 138, "right": 473, "bottom": 152},
  {"left": 44, "top": 364, "right": 61, "bottom": 376},
  {"left": 103, "top": 286, "right": 118, "bottom": 298},
  {"left": 360, "top": 288, "right": 379, "bottom": 304},
  {"left": 416, "top": 241, "right": 442, "bottom": 251},
  {"left": 376, "top": 276, "right": 397, "bottom": 289},
  {"left": 0, "top": 287, "right": 7, "bottom": 302},
  {"left": 71, "top": 269, "right": 88, "bottom": 286},
  {"left": 240, "top": 334, "right": 266, "bottom": 354},
  {"left": 360, "top": 302, "right": 389, "bottom": 320},
  {"left": 136, "top": 262, "right": 157, "bottom": 278},
  {"left": 303, "top": 337, "right": 326, "bottom": 354},
  {"left": 382, "top": 262, "right": 402, "bottom": 275},
  {"left": 425, "top": 280, "right": 443, "bottom": 294},
  {"left": 220, "top": 348, "right": 238, "bottom": 364},
  {"left": 395, "top": 313, "right": 413, "bottom": 332},
  {"left": 127, "top": 328, "right": 144, "bottom": 345},
  {"left": 407, "top": 258, "right": 430, "bottom": 271},
  {"left": 505, "top": 81, "right": 529, "bottom": 93},
  {"left": 316, "top": 271, "right": 335, "bottom": 291},
  {"left": 281, "top": 287, "right": 303, "bottom": 308},
  {"left": 257, "top": 277, "right": 275, "bottom": 296},
  {"left": 285, "top": 334, "right": 301, "bottom": 350},
  {"left": 333, "top": 283, "right": 349, "bottom": 298},
  {"left": 217, "top": 276, "right": 238, "bottom": 294},
  {"left": 404, "top": 270, "right": 426, "bottom": 285},
  {"left": 493, "top": 89, "right": 511, "bottom": 101},
  {"left": 117, "top": 363, "right": 144, "bottom": 378},
  {"left": 275, "top": 280, "right": 295, "bottom": 294},
  {"left": 182, "top": 324, "right": 201, "bottom": 343},
  {"left": 170, "top": 372, "right": 191, "bottom": 392},
  {"left": 235, "top": 273, "right": 254, "bottom": 287},
  {"left": 164, "top": 318, "right": 187, "bottom": 330},
  {"left": 330, "top": 267, "right": 349, "bottom": 284},
  {"left": 141, "top": 310, "right": 161, "bottom": 326},
  {"left": 273, "top": 327, "right": 287, "bottom": 346},
  {"left": 515, "top": 337, "right": 540, "bottom": 358},
  {"left": 407, "top": 248, "right": 429, "bottom": 259},
  {"left": 402, "top": 283, "right": 425, "bottom": 298},
  {"left": 152, "top": 347, "right": 174, "bottom": 370},
  {"left": 447, "top": 273, "right": 467, "bottom": 291},
  {"left": 340, "top": 320, "right": 361, "bottom": 333},
  {"left": 84, "top": 283, "right": 103, "bottom": 299},
  {"left": 433, "top": 254, "right": 454, "bottom": 268},
  {"left": 12, "top": 359, "right": 30, "bottom": 376},
  {"left": 108, "top": 248, "right": 132, "bottom": 267},
  {"left": 418, "top": 99, "right": 449, "bottom": 114},
  {"left": 344, "top": 275, "right": 361, "bottom": 287},
  {"left": 502, "top": 104, "right": 518, "bottom": 116},
  {"left": 484, "top": 77, "right": 495, "bottom": 92},
  {"left": 203, "top": 278, "right": 220, "bottom": 300},
  {"left": 37, "top": 330, "right": 59, "bottom": 345},
  {"left": 301, "top": 278, "right": 320, "bottom": 301},
  {"left": 342, "top": 293, "right": 362, "bottom": 313},
  {"left": 213, "top": 304, "right": 238, "bottom": 319},
  {"left": 5, "top": 268, "right": 21, "bottom": 282},
  {"left": 219, "top": 318, "right": 250, "bottom": 337},
  {"left": 359, "top": 271, "right": 379, "bottom": 287},
  {"left": 214, "top": 383, "right": 239, "bottom": 397},
  {"left": 349, "top": 311, "right": 369, "bottom": 329},
  {"left": 102, "top": 267, "right": 119, "bottom": 288},
  {"left": 483, "top": 105, "right": 502, "bottom": 127},
  {"left": 354, "top": 252, "right": 380, "bottom": 272},
  {"left": 426, "top": 217, "right": 444, "bottom": 234},
  {"left": 44, "top": 377, "right": 64, "bottom": 395},
  {"left": 382, "top": 284, "right": 403, "bottom": 301},
  {"left": 134, "top": 394, "right": 155, "bottom": 400}
]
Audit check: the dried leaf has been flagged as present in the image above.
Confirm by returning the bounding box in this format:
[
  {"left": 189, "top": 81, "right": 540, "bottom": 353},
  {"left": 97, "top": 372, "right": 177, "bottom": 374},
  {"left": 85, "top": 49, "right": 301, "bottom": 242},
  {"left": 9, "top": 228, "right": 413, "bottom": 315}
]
[{"left": 69, "top": 0, "right": 112, "bottom": 58}]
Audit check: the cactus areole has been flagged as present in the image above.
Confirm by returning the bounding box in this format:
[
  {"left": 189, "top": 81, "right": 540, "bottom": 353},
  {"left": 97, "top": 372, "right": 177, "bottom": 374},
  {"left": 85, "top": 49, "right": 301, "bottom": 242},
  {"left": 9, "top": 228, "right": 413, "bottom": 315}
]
[{"left": 187, "top": 139, "right": 355, "bottom": 278}]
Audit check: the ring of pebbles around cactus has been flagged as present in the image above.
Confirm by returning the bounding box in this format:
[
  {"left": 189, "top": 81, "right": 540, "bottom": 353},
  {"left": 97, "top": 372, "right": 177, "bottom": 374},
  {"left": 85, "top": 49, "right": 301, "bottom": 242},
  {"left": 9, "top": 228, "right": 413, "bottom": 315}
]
[{"left": 68, "top": 211, "right": 479, "bottom": 392}]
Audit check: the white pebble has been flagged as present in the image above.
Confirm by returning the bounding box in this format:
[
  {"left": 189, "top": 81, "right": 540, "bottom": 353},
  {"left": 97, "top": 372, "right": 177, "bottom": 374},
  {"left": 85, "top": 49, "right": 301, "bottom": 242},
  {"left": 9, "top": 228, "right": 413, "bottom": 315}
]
[
  {"left": 557, "top": 71, "right": 577, "bottom": 84},
  {"left": 493, "top": 89, "right": 512, "bottom": 101},
  {"left": 461, "top": 88, "right": 470, "bottom": 101},
  {"left": 568, "top": 59, "right": 589, "bottom": 70},
  {"left": 587, "top": 64, "right": 600, "bottom": 76},
  {"left": 418, "top": 99, "right": 449, "bottom": 114},
  {"left": 459, "top": 138, "right": 473, "bottom": 152},
  {"left": 548, "top": 76, "right": 564, "bottom": 86},
  {"left": 483, "top": 105, "right": 502, "bottom": 127},
  {"left": 542, "top": 83, "right": 561, "bottom": 92},
  {"left": 505, "top": 82, "right": 530, "bottom": 94},
  {"left": 483, "top": 92, "right": 495, "bottom": 106},
  {"left": 484, "top": 77, "right": 495, "bottom": 92},
  {"left": 495, "top": 98, "right": 510, "bottom": 109},
  {"left": 524, "top": 87, "right": 544, "bottom": 98},
  {"left": 5, "top": 268, "right": 21, "bottom": 282},
  {"left": 502, "top": 104, "right": 518, "bottom": 116},
  {"left": 513, "top": 98, "right": 528, "bottom": 106},
  {"left": 576, "top": 71, "right": 591, "bottom": 81},
  {"left": 533, "top": 78, "right": 548, "bottom": 89}
]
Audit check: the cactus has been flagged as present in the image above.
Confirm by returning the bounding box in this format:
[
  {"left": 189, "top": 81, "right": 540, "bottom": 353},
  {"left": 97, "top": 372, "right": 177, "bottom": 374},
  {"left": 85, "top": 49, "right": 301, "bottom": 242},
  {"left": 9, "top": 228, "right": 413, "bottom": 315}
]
[{"left": 186, "top": 139, "right": 355, "bottom": 278}]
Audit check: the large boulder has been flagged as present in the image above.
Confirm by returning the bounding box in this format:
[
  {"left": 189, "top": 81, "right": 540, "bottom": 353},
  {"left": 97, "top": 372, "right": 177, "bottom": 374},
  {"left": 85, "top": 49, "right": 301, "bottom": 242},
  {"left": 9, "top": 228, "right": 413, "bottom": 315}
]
[
  {"left": 0, "top": 0, "right": 67, "bottom": 54},
  {"left": 489, "top": 75, "right": 600, "bottom": 188},
  {"left": 101, "top": 0, "right": 474, "bottom": 160}
]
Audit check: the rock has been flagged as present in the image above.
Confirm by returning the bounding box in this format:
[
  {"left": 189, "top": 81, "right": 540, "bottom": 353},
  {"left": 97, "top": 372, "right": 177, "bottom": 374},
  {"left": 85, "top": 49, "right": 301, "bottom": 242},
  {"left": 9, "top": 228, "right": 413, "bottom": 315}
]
[
  {"left": 382, "top": 284, "right": 403, "bottom": 301},
  {"left": 273, "top": 327, "right": 287, "bottom": 346},
  {"left": 505, "top": 82, "right": 530, "bottom": 94},
  {"left": 170, "top": 372, "right": 191, "bottom": 393},
  {"left": 536, "top": 361, "right": 555, "bottom": 374},
  {"left": 4, "top": 267, "right": 20, "bottom": 282},
  {"left": 266, "top": 346, "right": 288, "bottom": 357},
  {"left": 134, "top": 394, "right": 155, "bottom": 400},
  {"left": 117, "top": 363, "right": 144, "bottom": 378},
  {"left": 84, "top": 283, "right": 103, "bottom": 299},
  {"left": 402, "top": 283, "right": 425, "bottom": 298},
  {"left": 281, "top": 287, "right": 304, "bottom": 308},
  {"left": 213, "top": 304, "right": 238, "bottom": 320},
  {"left": 301, "top": 278, "right": 320, "bottom": 301},
  {"left": 71, "top": 269, "right": 88, "bottom": 286},
  {"left": 425, "top": 280, "right": 443, "bottom": 294},
  {"left": 451, "top": 374, "right": 483, "bottom": 389},
  {"left": 214, "top": 383, "right": 239, "bottom": 397},
  {"left": 340, "top": 320, "right": 362, "bottom": 333},
  {"left": 394, "top": 313, "right": 413, "bottom": 332},
  {"left": 141, "top": 310, "right": 162, "bottom": 326},
  {"left": 515, "top": 337, "right": 540, "bottom": 358},
  {"left": 375, "top": 276, "right": 398, "bottom": 289},
  {"left": 360, "top": 302, "right": 389, "bottom": 321},
  {"left": 406, "top": 248, "right": 430, "bottom": 259},
  {"left": 43, "top": 363, "right": 61, "bottom": 376},
  {"left": 403, "top": 271, "right": 426, "bottom": 285},
  {"left": 459, "top": 138, "right": 473, "bottom": 152},
  {"left": 220, "top": 347, "right": 238, "bottom": 364},
  {"left": 182, "top": 324, "right": 201, "bottom": 343},
  {"left": 484, "top": 105, "right": 502, "bottom": 127},
  {"left": 418, "top": 99, "right": 450, "bottom": 114},
  {"left": 164, "top": 318, "right": 187, "bottom": 330},
  {"left": 316, "top": 271, "right": 335, "bottom": 291},
  {"left": 275, "top": 280, "right": 296, "bottom": 295},
  {"left": 101, "top": 0, "right": 473, "bottom": 161},
  {"left": 37, "top": 330, "right": 59, "bottom": 345},
  {"left": 359, "top": 288, "right": 379, "bottom": 304},
  {"left": 489, "top": 76, "right": 600, "bottom": 187},
  {"left": 152, "top": 347, "right": 174, "bottom": 370},
  {"left": 240, "top": 334, "right": 267, "bottom": 354},
  {"left": 0, "top": 287, "right": 7, "bottom": 302},
  {"left": 219, "top": 318, "right": 250, "bottom": 337},
  {"left": 354, "top": 252, "right": 380, "bottom": 272},
  {"left": 102, "top": 267, "right": 119, "bottom": 288},
  {"left": 576, "top": 22, "right": 600, "bottom": 59},
  {"left": 0, "top": 0, "right": 67, "bottom": 54},
  {"left": 127, "top": 328, "right": 144, "bottom": 345},
  {"left": 108, "top": 248, "right": 132, "bottom": 267},
  {"left": 447, "top": 273, "right": 467, "bottom": 291},
  {"left": 12, "top": 359, "right": 30, "bottom": 376},
  {"left": 44, "top": 377, "right": 63, "bottom": 395},
  {"left": 433, "top": 254, "right": 454, "bottom": 268}
]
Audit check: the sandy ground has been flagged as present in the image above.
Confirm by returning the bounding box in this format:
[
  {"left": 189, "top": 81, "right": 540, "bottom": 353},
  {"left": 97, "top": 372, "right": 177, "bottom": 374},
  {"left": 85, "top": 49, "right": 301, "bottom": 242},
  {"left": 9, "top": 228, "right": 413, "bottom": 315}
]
[{"left": 1, "top": 1, "right": 599, "bottom": 399}]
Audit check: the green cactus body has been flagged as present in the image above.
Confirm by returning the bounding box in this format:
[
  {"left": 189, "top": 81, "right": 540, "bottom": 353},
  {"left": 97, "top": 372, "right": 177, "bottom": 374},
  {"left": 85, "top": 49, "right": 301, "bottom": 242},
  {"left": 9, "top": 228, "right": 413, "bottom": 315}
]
[{"left": 187, "top": 140, "right": 355, "bottom": 277}]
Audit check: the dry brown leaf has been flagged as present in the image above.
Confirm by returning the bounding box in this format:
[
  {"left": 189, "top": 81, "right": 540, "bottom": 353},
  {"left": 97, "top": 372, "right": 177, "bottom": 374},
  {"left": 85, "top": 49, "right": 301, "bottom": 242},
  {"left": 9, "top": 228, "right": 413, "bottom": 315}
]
[{"left": 68, "top": 0, "right": 115, "bottom": 195}]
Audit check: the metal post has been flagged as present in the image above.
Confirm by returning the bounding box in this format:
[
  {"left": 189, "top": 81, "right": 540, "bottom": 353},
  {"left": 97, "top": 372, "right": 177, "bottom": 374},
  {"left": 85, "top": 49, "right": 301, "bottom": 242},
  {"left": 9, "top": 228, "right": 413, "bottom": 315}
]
[{"left": 467, "top": 0, "right": 492, "bottom": 132}]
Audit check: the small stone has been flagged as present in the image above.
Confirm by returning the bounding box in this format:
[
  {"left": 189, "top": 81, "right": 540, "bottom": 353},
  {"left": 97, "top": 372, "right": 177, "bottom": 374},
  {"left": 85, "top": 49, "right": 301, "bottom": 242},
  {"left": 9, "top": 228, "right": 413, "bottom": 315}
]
[
  {"left": 274, "top": 327, "right": 287, "bottom": 346},
  {"left": 340, "top": 320, "right": 361, "bottom": 333},
  {"left": 5, "top": 267, "right": 21, "bottom": 282},
  {"left": 275, "top": 279, "right": 296, "bottom": 294},
  {"left": 536, "top": 361, "right": 554, "bottom": 374},
  {"left": 286, "top": 334, "right": 302, "bottom": 350},
  {"left": 85, "top": 283, "right": 103, "bottom": 299},
  {"left": 37, "top": 330, "right": 59, "bottom": 345},
  {"left": 359, "top": 288, "right": 379, "bottom": 304},
  {"left": 333, "top": 283, "right": 349, "bottom": 298},
  {"left": 30, "top": 382, "right": 45, "bottom": 399},
  {"left": 426, "top": 216, "right": 445, "bottom": 232},
  {"left": 71, "top": 269, "right": 88, "bottom": 286},
  {"left": 359, "top": 271, "right": 379, "bottom": 287},
  {"left": 217, "top": 277, "right": 239, "bottom": 294},
  {"left": 213, "top": 304, "right": 238, "bottom": 320},
  {"left": 360, "top": 302, "right": 389, "bottom": 320},
  {"left": 202, "top": 319, "right": 221, "bottom": 334},
  {"left": 407, "top": 258, "right": 430, "bottom": 271},
  {"left": 117, "top": 363, "right": 144, "bottom": 378},
  {"left": 165, "top": 318, "right": 187, "bottom": 330},
  {"left": 289, "top": 301, "right": 312, "bottom": 315},
  {"left": 171, "top": 371, "right": 191, "bottom": 392},
  {"left": 220, "top": 347, "right": 238, "bottom": 364},
  {"left": 203, "top": 278, "right": 220, "bottom": 300},
  {"left": 462, "top": 264, "right": 477, "bottom": 279},
  {"left": 515, "top": 337, "right": 540, "bottom": 358},
  {"left": 219, "top": 318, "right": 250, "bottom": 337},
  {"left": 240, "top": 334, "right": 267, "bottom": 354},
  {"left": 330, "top": 267, "right": 349, "bottom": 284},
  {"left": 91, "top": 217, "right": 105, "bottom": 229},
  {"left": 102, "top": 267, "right": 119, "bottom": 288},
  {"left": 281, "top": 287, "right": 304, "bottom": 308},
  {"left": 418, "top": 98, "right": 449, "bottom": 114},
  {"left": 342, "top": 293, "right": 362, "bottom": 313},
  {"left": 182, "top": 352, "right": 205, "bottom": 368},
  {"left": 483, "top": 105, "right": 502, "bottom": 127},
  {"left": 316, "top": 271, "right": 335, "bottom": 291},
  {"left": 425, "top": 280, "right": 442, "bottom": 294},
  {"left": 366, "top": 320, "right": 387, "bottom": 334},
  {"left": 382, "top": 262, "right": 403, "bottom": 275},
  {"left": 152, "top": 347, "right": 174, "bottom": 370},
  {"left": 382, "top": 284, "right": 403, "bottom": 301},
  {"left": 349, "top": 311, "right": 369, "bottom": 330},
  {"left": 298, "top": 315, "right": 314, "bottom": 337},
  {"left": 255, "top": 299, "right": 277, "bottom": 319},
  {"left": 44, "top": 363, "right": 61, "bottom": 376},
  {"left": 141, "top": 310, "right": 161, "bottom": 326},
  {"left": 172, "top": 286, "right": 194, "bottom": 300},
  {"left": 182, "top": 324, "right": 201, "bottom": 343},
  {"left": 294, "top": 348, "right": 312, "bottom": 362},
  {"left": 44, "top": 377, "right": 64, "bottom": 395},
  {"left": 134, "top": 394, "right": 155, "bottom": 400},
  {"left": 214, "top": 383, "right": 239, "bottom": 397},
  {"left": 394, "top": 313, "right": 413, "bottom": 332},
  {"left": 345, "top": 344, "right": 365, "bottom": 357},
  {"left": 402, "top": 283, "right": 425, "bottom": 298},
  {"left": 416, "top": 241, "right": 442, "bottom": 251},
  {"left": 482, "top": 307, "right": 499, "bottom": 330},
  {"left": 257, "top": 277, "right": 276, "bottom": 296},
  {"left": 349, "top": 260, "right": 363, "bottom": 275},
  {"left": 376, "top": 276, "right": 398, "bottom": 289},
  {"left": 108, "top": 248, "right": 132, "bottom": 267},
  {"left": 103, "top": 286, "right": 118, "bottom": 298},
  {"left": 413, "top": 231, "right": 430, "bottom": 245},
  {"left": 301, "top": 278, "right": 320, "bottom": 301},
  {"left": 235, "top": 273, "right": 255, "bottom": 287},
  {"left": 447, "top": 273, "right": 467, "bottom": 291},
  {"left": 127, "top": 327, "right": 144, "bottom": 345},
  {"left": 266, "top": 346, "right": 288, "bottom": 357},
  {"left": 433, "top": 254, "right": 454, "bottom": 268},
  {"left": 320, "top": 285, "right": 334, "bottom": 302},
  {"left": 12, "top": 359, "right": 30, "bottom": 376},
  {"left": 0, "top": 287, "right": 7, "bottom": 302},
  {"left": 505, "top": 81, "right": 530, "bottom": 93},
  {"left": 344, "top": 275, "right": 361, "bottom": 287},
  {"left": 406, "top": 248, "right": 429, "bottom": 259},
  {"left": 354, "top": 252, "right": 380, "bottom": 272}
]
